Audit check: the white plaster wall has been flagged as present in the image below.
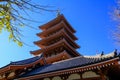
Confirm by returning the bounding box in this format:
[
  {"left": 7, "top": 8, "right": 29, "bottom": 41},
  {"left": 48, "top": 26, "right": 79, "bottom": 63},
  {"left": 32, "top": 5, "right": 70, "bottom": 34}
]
[
  {"left": 44, "top": 78, "right": 50, "bottom": 80},
  {"left": 67, "top": 73, "right": 80, "bottom": 80},
  {"left": 82, "top": 71, "right": 100, "bottom": 78},
  {"left": 52, "top": 76, "right": 62, "bottom": 80},
  {"left": 8, "top": 72, "right": 15, "bottom": 77}
]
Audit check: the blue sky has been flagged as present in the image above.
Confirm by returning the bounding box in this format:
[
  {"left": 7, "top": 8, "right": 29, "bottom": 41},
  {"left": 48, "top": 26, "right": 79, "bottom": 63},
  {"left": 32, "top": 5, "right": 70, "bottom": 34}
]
[{"left": 0, "top": 0, "right": 118, "bottom": 67}]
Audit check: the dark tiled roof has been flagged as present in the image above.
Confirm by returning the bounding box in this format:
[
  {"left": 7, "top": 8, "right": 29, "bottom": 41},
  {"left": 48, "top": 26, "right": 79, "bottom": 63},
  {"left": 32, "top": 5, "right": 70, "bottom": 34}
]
[
  {"left": 10, "top": 56, "right": 42, "bottom": 65},
  {"left": 19, "top": 51, "right": 119, "bottom": 78},
  {"left": 0, "top": 56, "right": 42, "bottom": 69}
]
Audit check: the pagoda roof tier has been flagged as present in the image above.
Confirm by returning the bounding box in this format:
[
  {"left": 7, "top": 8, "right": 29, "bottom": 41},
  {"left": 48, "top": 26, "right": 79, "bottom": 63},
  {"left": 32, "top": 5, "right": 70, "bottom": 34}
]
[
  {"left": 45, "top": 50, "right": 72, "bottom": 64},
  {"left": 30, "top": 49, "right": 43, "bottom": 56},
  {"left": 39, "top": 14, "right": 76, "bottom": 33},
  {"left": 18, "top": 51, "right": 120, "bottom": 79},
  {"left": 31, "top": 39, "right": 80, "bottom": 56},
  {"left": 37, "top": 21, "right": 77, "bottom": 40},
  {"left": 0, "top": 56, "right": 43, "bottom": 74},
  {"left": 34, "top": 29, "right": 80, "bottom": 49}
]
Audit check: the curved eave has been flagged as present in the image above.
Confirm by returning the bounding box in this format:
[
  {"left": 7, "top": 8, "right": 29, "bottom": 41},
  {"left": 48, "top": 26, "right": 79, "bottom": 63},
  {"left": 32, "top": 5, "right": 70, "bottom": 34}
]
[
  {"left": 0, "top": 58, "right": 43, "bottom": 74},
  {"left": 44, "top": 39, "right": 80, "bottom": 56},
  {"left": 17, "top": 57, "right": 120, "bottom": 80},
  {"left": 0, "top": 66, "right": 10, "bottom": 75},
  {"left": 39, "top": 14, "right": 62, "bottom": 30},
  {"left": 32, "top": 39, "right": 80, "bottom": 56},
  {"left": 30, "top": 49, "right": 43, "bottom": 56},
  {"left": 37, "top": 21, "right": 77, "bottom": 40},
  {"left": 39, "top": 14, "right": 76, "bottom": 33},
  {"left": 34, "top": 29, "right": 80, "bottom": 49}
]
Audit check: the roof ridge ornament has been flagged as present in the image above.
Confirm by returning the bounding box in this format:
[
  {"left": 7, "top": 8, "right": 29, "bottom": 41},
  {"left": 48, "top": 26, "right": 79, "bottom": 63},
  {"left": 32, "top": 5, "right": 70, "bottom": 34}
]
[
  {"left": 114, "top": 49, "right": 117, "bottom": 57},
  {"left": 101, "top": 51, "right": 104, "bottom": 56},
  {"left": 56, "top": 8, "right": 61, "bottom": 17}
]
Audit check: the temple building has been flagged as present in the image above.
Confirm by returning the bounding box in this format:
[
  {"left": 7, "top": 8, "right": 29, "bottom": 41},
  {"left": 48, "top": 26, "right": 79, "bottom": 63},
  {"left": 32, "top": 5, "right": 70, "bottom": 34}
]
[{"left": 0, "top": 14, "right": 120, "bottom": 80}]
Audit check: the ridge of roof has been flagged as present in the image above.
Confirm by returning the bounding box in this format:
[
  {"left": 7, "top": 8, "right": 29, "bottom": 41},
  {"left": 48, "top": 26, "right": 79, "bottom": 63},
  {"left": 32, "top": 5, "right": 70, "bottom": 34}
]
[
  {"left": 39, "top": 14, "right": 76, "bottom": 33},
  {"left": 10, "top": 56, "right": 42, "bottom": 65},
  {"left": 18, "top": 52, "right": 120, "bottom": 78},
  {"left": 84, "top": 50, "right": 117, "bottom": 58},
  {"left": 0, "top": 55, "right": 42, "bottom": 69},
  {"left": 39, "top": 14, "right": 63, "bottom": 29},
  {"left": 52, "top": 56, "right": 84, "bottom": 64},
  {"left": 53, "top": 50, "right": 118, "bottom": 65}
]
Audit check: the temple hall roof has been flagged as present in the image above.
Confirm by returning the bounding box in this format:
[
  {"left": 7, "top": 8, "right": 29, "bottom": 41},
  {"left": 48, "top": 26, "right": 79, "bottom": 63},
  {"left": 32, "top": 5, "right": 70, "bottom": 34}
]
[
  {"left": 19, "top": 51, "right": 120, "bottom": 78},
  {"left": 0, "top": 55, "right": 42, "bottom": 70},
  {"left": 10, "top": 56, "right": 42, "bottom": 65}
]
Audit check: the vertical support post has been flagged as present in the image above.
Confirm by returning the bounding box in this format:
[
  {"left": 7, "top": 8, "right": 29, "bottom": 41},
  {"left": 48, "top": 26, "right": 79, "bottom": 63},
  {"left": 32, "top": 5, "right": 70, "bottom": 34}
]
[
  {"left": 97, "top": 69, "right": 107, "bottom": 80},
  {"left": 80, "top": 72, "right": 83, "bottom": 80},
  {"left": 100, "top": 73, "right": 106, "bottom": 80}
]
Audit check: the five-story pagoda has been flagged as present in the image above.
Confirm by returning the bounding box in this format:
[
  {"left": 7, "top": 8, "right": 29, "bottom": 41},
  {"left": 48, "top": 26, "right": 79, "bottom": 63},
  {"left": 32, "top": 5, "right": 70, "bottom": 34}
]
[{"left": 30, "top": 14, "right": 81, "bottom": 64}]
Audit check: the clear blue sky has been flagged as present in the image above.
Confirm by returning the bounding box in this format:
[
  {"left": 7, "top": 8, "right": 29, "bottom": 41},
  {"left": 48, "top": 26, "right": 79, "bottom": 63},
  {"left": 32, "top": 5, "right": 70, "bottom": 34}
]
[{"left": 0, "top": 0, "right": 118, "bottom": 67}]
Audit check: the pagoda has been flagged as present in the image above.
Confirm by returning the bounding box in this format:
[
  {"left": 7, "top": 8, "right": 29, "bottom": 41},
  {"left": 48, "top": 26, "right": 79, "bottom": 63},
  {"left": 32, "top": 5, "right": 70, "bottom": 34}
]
[
  {"left": 30, "top": 14, "right": 80, "bottom": 64},
  {"left": 0, "top": 14, "right": 120, "bottom": 80}
]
